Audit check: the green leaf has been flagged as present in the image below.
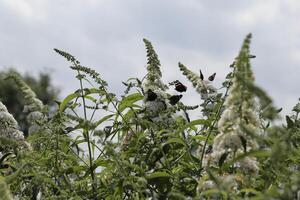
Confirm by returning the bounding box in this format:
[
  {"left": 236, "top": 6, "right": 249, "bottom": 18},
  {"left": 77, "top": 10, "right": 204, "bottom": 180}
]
[
  {"left": 74, "top": 139, "right": 86, "bottom": 145},
  {"left": 200, "top": 189, "right": 227, "bottom": 198},
  {"left": 177, "top": 119, "right": 208, "bottom": 133},
  {"left": 84, "top": 95, "right": 97, "bottom": 103},
  {"left": 118, "top": 92, "right": 143, "bottom": 112},
  {"left": 123, "top": 109, "right": 135, "bottom": 121},
  {"left": 94, "top": 114, "right": 115, "bottom": 128},
  {"left": 5, "top": 164, "right": 26, "bottom": 184},
  {"left": 65, "top": 166, "right": 86, "bottom": 174},
  {"left": 191, "top": 135, "right": 209, "bottom": 142},
  {"left": 240, "top": 188, "right": 261, "bottom": 196},
  {"left": 167, "top": 191, "right": 186, "bottom": 200},
  {"left": 146, "top": 171, "right": 172, "bottom": 180},
  {"left": 60, "top": 88, "right": 106, "bottom": 112},
  {"left": 60, "top": 92, "right": 81, "bottom": 112},
  {"left": 91, "top": 159, "right": 109, "bottom": 171},
  {"left": 85, "top": 88, "right": 106, "bottom": 95},
  {"left": 163, "top": 138, "right": 187, "bottom": 147}
]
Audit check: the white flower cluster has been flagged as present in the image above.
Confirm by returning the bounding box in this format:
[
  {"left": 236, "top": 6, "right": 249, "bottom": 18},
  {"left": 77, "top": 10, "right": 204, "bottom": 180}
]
[
  {"left": 143, "top": 88, "right": 167, "bottom": 113},
  {"left": 8, "top": 75, "right": 46, "bottom": 135},
  {"left": 26, "top": 111, "right": 45, "bottom": 135},
  {"left": 206, "top": 34, "right": 260, "bottom": 175},
  {"left": 142, "top": 85, "right": 181, "bottom": 127},
  {"left": 197, "top": 35, "right": 260, "bottom": 198},
  {"left": 236, "top": 156, "right": 259, "bottom": 174},
  {"left": 0, "top": 101, "right": 24, "bottom": 141}
]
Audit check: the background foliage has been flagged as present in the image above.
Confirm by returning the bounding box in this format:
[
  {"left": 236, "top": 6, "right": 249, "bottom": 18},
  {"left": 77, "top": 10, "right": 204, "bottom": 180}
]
[{"left": 0, "top": 68, "right": 59, "bottom": 136}]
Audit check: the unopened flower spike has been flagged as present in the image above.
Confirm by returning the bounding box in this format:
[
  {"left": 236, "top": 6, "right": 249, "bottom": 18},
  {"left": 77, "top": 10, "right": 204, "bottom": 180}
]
[
  {"left": 142, "top": 38, "right": 168, "bottom": 92},
  {"left": 54, "top": 48, "right": 108, "bottom": 88},
  {"left": 141, "top": 39, "right": 170, "bottom": 118},
  {"left": 7, "top": 74, "right": 44, "bottom": 112}
]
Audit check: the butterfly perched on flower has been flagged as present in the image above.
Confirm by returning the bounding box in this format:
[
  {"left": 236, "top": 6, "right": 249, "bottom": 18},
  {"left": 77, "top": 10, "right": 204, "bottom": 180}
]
[
  {"left": 169, "top": 94, "right": 183, "bottom": 105},
  {"left": 146, "top": 89, "right": 157, "bottom": 101},
  {"left": 200, "top": 70, "right": 204, "bottom": 80},
  {"left": 208, "top": 73, "right": 216, "bottom": 81},
  {"left": 200, "top": 69, "right": 216, "bottom": 82},
  {"left": 169, "top": 80, "right": 187, "bottom": 92}
]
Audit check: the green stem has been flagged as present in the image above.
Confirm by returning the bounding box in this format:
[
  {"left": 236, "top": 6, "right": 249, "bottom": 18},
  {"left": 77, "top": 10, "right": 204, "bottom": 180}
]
[
  {"left": 199, "top": 66, "right": 236, "bottom": 169},
  {"left": 54, "top": 126, "right": 59, "bottom": 185},
  {"left": 78, "top": 71, "right": 97, "bottom": 200},
  {"left": 107, "top": 93, "right": 136, "bottom": 135}
]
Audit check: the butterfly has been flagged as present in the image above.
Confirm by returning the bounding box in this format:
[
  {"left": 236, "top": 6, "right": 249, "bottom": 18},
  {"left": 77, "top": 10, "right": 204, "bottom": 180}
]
[
  {"left": 200, "top": 70, "right": 204, "bottom": 80},
  {"left": 174, "top": 81, "right": 187, "bottom": 92},
  {"left": 200, "top": 70, "right": 216, "bottom": 81},
  {"left": 208, "top": 73, "right": 216, "bottom": 81},
  {"left": 169, "top": 94, "right": 183, "bottom": 105},
  {"left": 146, "top": 89, "right": 157, "bottom": 101}
]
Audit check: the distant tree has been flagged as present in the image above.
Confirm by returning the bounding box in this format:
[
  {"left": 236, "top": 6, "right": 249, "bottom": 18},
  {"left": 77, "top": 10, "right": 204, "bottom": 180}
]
[{"left": 0, "top": 68, "right": 59, "bottom": 136}]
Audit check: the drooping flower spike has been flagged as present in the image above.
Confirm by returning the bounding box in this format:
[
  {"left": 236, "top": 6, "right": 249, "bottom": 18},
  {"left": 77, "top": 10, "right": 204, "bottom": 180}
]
[
  {"left": 7, "top": 74, "right": 46, "bottom": 135},
  {"left": 178, "top": 62, "right": 217, "bottom": 100}
]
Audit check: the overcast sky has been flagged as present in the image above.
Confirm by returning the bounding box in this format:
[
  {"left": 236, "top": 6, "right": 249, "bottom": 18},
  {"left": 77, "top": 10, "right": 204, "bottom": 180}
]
[{"left": 0, "top": 0, "right": 299, "bottom": 117}]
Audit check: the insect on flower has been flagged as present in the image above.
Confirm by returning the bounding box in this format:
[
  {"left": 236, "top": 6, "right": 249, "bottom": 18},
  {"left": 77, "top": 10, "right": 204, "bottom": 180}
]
[
  {"left": 200, "top": 70, "right": 204, "bottom": 80},
  {"left": 146, "top": 89, "right": 157, "bottom": 101},
  {"left": 169, "top": 80, "right": 187, "bottom": 92},
  {"left": 208, "top": 73, "right": 216, "bottom": 81},
  {"left": 169, "top": 94, "right": 183, "bottom": 105},
  {"left": 175, "top": 81, "right": 187, "bottom": 92}
]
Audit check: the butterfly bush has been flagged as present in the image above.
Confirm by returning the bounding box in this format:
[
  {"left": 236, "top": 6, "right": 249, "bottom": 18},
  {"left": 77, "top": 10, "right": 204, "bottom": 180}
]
[
  {"left": 142, "top": 42, "right": 179, "bottom": 128},
  {"left": 7, "top": 74, "right": 46, "bottom": 135},
  {"left": 141, "top": 39, "right": 169, "bottom": 118},
  {"left": 210, "top": 34, "right": 259, "bottom": 172},
  {"left": 198, "top": 34, "right": 260, "bottom": 193},
  {"left": 1, "top": 34, "right": 299, "bottom": 199}
]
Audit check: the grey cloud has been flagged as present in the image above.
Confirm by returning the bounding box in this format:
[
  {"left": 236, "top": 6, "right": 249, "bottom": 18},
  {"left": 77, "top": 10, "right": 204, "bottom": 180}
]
[{"left": 0, "top": 0, "right": 299, "bottom": 116}]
